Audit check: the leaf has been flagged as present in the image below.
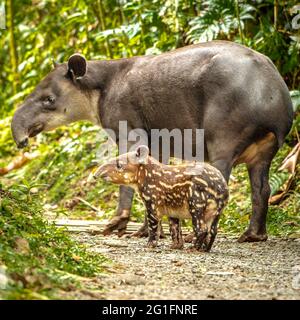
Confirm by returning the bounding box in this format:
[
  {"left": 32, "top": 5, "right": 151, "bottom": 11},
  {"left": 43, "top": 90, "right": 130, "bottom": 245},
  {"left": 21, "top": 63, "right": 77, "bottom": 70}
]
[
  {"left": 72, "top": 254, "right": 81, "bottom": 262},
  {"left": 290, "top": 90, "right": 300, "bottom": 112},
  {"left": 269, "top": 142, "right": 300, "bottom": 204},
  {"left": 279, "top": 142, "right": 300, "bottom": 173}
]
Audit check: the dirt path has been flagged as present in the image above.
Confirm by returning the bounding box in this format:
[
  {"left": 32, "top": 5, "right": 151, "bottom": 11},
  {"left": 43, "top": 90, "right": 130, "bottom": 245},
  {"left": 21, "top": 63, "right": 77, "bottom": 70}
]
[{"left": 74, "top": 231, "right": 300, "bottom": 300}]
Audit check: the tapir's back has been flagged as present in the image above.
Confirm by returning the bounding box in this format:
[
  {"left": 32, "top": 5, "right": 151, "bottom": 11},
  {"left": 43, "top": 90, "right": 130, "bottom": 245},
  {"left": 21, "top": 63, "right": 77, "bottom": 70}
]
[{"left": 123, "top": 41, "right": 293, "bottom": 148}]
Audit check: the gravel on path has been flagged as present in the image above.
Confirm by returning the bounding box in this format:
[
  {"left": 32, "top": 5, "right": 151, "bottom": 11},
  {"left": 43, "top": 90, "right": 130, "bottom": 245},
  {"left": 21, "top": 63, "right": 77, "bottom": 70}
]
[{"left": 74, "top": 233, "right": 300, "bottom": 300}]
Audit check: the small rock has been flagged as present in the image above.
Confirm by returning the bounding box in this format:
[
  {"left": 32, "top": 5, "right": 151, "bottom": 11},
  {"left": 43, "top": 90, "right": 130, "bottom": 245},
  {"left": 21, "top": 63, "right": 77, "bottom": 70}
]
[
  {"left": 120, "top": 275, "right": 146, "bottom": 286},
  {"left": 103, "top": 240, "right": 128, "bottom": 248}
]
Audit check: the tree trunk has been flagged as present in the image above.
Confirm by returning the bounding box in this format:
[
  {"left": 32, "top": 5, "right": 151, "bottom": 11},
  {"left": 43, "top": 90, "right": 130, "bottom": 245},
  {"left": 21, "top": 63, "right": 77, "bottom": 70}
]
[{"left": 6, "top": 0, "right": 19, "bottom": 95}]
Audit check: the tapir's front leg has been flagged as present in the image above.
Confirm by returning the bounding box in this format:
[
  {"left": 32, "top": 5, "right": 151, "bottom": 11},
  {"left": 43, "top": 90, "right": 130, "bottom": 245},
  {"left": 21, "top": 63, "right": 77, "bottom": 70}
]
[
  {"left": 145, "top": 202, "right": 159, "bottom": 248},
  {"left": 102, "top": 185, "right": 134, "bottom": 237}
]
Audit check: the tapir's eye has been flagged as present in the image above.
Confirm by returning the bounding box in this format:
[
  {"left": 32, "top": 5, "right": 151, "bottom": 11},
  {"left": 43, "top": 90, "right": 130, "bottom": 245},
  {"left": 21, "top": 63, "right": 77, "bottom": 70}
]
[{"left": 43, "top": 95, "right": 56, "bottom": 110}]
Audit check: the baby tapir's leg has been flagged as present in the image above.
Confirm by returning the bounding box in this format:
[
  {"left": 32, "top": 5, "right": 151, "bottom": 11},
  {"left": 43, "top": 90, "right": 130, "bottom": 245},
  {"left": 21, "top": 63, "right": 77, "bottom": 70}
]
[
  {"left": 191, "top": 210, "right": 207, "bottom": 250},
  {"left": 145, "top": 202, "right": 159, "bottom": 248},
  {"left": 127, "top": 216, "right": 166, "bottom": 239},
  {"left": 169, "top": 218, "right": 184, "bottom": 249},
  {"left": 189, "top": 189, "right": 221, "bottom": 252},
  {"left": 189, "top": 193, "right": 207, "bottom": 250},
  {"left": 198, "top": 200, "right": 222, "bottom": 252},
  {"left": 202, "top": 213, "right": 220, "bottom": 252}
]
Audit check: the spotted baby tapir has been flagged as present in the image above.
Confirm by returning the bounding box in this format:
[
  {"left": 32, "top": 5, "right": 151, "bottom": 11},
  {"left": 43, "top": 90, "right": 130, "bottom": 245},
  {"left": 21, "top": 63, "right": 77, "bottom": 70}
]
[{"left": 93, "top": 145, "right": 229, "bottom": 252}]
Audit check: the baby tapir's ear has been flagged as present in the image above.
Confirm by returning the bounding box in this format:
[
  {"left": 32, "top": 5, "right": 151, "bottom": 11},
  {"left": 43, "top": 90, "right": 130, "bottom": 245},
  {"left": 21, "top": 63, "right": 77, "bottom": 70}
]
[
  {"left": 136, "top": 145, "right": 149, "bottom": 164},
  {"left": 67, "top": 53, "right": 87, "bottom": 80}
]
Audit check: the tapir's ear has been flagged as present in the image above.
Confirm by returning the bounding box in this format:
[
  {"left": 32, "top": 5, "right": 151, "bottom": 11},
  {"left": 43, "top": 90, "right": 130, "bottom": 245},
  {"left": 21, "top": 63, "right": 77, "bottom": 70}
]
[
  {"left": 67, "top": 54, "right": 87, "bottom": 80},
  {"left": 136, "top": 145, "right": 149, "bottom": 163}
]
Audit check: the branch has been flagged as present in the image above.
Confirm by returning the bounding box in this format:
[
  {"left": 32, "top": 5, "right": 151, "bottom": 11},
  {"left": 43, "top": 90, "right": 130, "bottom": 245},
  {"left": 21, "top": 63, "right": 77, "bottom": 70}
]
[{"left": 0, "top": 152, "right": 39, "bottom": 176}]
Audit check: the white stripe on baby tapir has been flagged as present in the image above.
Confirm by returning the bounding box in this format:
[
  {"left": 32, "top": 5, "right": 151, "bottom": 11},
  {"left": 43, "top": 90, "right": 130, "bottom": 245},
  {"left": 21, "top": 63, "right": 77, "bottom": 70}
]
[
  {"left": 158, "top": 181, "right": 192, "bottom": 189},
  {"left": 153, "top": 170, "right": 162, "bottom": 176},
  {"left": 193, "top": 177, "right": 208, "bottom": 186},
  {"left": 206, "top": 187, "right": 224, "bottom": 199},
  {"left": 142, "top": 194, "right": 151, "bottom": 201}
]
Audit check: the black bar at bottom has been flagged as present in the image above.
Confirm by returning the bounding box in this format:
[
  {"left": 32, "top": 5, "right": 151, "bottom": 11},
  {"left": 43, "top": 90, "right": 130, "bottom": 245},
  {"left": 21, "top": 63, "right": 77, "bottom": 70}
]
[{"left": 0, "top": 300, "right": 298, "bottom": 319}]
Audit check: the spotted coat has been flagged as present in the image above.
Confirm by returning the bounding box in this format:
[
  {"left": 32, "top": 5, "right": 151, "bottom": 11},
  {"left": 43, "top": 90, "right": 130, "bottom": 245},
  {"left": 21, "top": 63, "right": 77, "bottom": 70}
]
[{"left": 93, "top": 147, "right": 229, "bottom": 252}]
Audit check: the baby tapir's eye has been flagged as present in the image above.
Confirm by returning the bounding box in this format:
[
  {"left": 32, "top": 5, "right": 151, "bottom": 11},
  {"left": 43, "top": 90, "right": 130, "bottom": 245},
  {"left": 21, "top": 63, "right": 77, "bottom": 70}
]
[{"left": 116, "top": 161, "right": 123, "bottom": 170}]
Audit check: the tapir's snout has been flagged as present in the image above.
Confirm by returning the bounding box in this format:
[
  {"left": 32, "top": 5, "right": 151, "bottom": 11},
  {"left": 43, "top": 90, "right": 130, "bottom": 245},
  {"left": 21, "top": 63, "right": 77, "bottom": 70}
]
[
  {"left": 87, "top": 164, "right": 110, "bottom": 183},
  {"left": 94, "top": 164, "right": 111, "bottom": 180},
  {"left": 17, "top": 137, "right": 29, "bottom": 149},
  {"left": 11, "top": 104, "right": 45, "bottom": 148},
  {"left": 11, "top": 106, "right": 30, "bottom": 149}
]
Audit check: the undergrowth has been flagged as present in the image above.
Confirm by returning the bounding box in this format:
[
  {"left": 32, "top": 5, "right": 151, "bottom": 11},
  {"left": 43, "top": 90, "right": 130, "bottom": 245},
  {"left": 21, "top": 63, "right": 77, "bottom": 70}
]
[{"left": 0, "top": 184, "right": 107, "bottom": 300}]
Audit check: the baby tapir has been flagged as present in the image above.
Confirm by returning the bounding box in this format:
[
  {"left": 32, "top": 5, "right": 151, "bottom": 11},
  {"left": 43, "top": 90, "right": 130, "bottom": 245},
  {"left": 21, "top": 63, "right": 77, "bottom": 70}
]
[{"left": 93, "top": 145, "right": 229, "bottom": 252}]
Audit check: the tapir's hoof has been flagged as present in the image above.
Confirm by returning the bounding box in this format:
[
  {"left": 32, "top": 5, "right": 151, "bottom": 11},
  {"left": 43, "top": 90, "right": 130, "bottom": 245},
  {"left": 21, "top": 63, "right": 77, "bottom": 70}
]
[
  {"left": 159, "top": 226, "right": 166, "bottom": 239},
  {"left": 170, "top": 241, "right": 184, "bottom": 250},
  {"left": 184, "top": 232, "right": 194, "bottom": 243},
  {"left": 125, "top": 222, "right": 165, "bottom": 238},
  {"left": 186, "top": 246, "right": 205, "bottom": 253},
  {"left": 238, "top": 230, "right": 268, "bottom": 243},
  {"left": 102, "top": 210, "right": 130, "bottom": 237},
  {"left": 146, "top": 240, "right": 158, "bottom": 248},
  {"left": 126, "top": 228, "right": 148, "bottom": 238},
  {"left": 126, "top": 223, "right": 149, "bottom": 238}
]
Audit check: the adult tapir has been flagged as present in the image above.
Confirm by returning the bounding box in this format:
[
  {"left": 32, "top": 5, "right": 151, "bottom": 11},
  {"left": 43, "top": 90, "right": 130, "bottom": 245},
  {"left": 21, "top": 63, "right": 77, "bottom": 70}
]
[{"left": 11, "top": 40, "right": 293, "bottom": 242}]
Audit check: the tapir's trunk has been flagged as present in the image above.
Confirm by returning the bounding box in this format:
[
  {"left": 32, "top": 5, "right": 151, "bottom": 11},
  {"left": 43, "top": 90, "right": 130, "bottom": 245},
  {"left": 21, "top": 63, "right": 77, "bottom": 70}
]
[{"left": 11, "top": 106, "right": 30, "bottom": 148}]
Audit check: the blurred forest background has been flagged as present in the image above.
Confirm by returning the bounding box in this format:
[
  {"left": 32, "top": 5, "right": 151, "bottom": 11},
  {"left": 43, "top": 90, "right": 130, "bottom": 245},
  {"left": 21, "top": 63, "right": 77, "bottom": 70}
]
[{"left": 0, "top": 0, "right": 299, "bottom": 299}]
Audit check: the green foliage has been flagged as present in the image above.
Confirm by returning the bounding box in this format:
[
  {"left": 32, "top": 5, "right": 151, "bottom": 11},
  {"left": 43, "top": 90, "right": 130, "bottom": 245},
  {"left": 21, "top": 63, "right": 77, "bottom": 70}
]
[
  {"left": 187, "top": 0, "right": 256, "bottom": 43},
  {"left": 0, "top": 117, "right": 16, "bottom": 160},
  {"left": 269, "top": 171, "right": 290, "bottom": 196},
  {"left": 0, "top": 184, "right": 107, "bottom": 299},
  {"left": 1, "top": 0, "right": 299, "bottom": 118}
]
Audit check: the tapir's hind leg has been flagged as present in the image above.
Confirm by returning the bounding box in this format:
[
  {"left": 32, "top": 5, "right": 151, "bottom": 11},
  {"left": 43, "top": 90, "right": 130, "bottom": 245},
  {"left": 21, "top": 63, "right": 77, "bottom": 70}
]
[
  {"left": 169, "top": 218, "right": 184, "bottom": 249},
  {"left": 202, "top": 208, "right": 222, "bottom": 252},
  {"left": 237, "top": 133, "right": 279, "bottom": 242},
  {"left": 197, "top": 200, "right": 222, "bottom": 252}
]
